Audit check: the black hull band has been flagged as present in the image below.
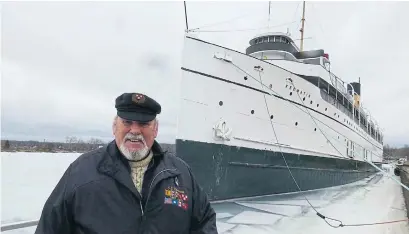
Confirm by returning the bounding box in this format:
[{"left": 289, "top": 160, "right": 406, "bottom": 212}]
[{"left": 175, "top": 139, "right": 377, "bottom": 201}]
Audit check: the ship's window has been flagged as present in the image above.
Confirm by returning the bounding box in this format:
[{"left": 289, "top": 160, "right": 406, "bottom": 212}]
[
  {"left": 281, "top": 37, "right": 286, "bottom": 43},
  {"left": 251, "top": 110, "right": 254, "bottom": 114},
  {"left": 263, "top": 37, "right": 268, "bottom": 42},
  {"left": 219, "top": 101, "right": 223, "bottom": 106},
  {"left": 286, "top": 84, "right": 288, "bottom": 88},
  {"left": 308, "top": 94, "right": 311, "bottom": 98},
  {"left": 314, "top": 128, "right": 317, "bottom": 131},
  {"left": 325, "top": 108, "right": 327, "bottom": 111},
  {"left": 244, "top": 76, "right": 248, "bottom": 80},
  {"left": 303, "top": 97, "right": 306, "bottom": 101},
  {"left": 290, "top": 92, "right": 293, "bottom": 96},
  {"left": 297, "top": 89, "right": 299, "bottom": 92},
  {"left": 310, "top": 100, "right": 313, "bottom": 104},
  {"left": 295, "top": 122, "right": 298, "bottom": 126},
  {"left": 270, "top": 115, "right": 274, "bottom": 119},
  {"left": 269, "top": 84, "right": 272, "bottom": 89},
  {"left": 317, "top": 104, "right": 319, "bottom": 107}
]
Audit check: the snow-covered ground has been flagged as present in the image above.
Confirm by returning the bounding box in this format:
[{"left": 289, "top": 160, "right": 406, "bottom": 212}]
[
  {"left": 1, "top": 152, "right": 408, "bottom": 233},
  {"left": 213, "top": 173, "right": 409, "bottom": 234}
]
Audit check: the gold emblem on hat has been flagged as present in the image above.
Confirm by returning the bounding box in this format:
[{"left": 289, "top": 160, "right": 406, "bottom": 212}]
[{"left": 132, "top": 93, "right": 146, "bottom": 104}]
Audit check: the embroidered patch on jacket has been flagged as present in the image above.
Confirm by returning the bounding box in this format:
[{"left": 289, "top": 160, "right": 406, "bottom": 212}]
[{"left": 164, "top": 186, "right": 188, "bottom": 210}]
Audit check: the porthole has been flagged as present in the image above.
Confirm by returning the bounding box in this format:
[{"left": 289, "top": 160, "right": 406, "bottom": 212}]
[
  {"left": 338, "top": 115, "right": 340, "bottom": 118},
  {"left": 219, "top": 101, "right": 223, "bottom": 106},
  {"left": 314, "top": 128, "right": 317, "bottom": 131},
  {"left": 325, "top": 108, "right": 327, "bottom": 111},
  {"left": 297, "top": 89, "right": 299, "bottom": 93},
  {"left": 286, "top": 84, "right": 288, "bottom": 88},
  {"left": 303, "top": 97, "right": 306, "bottom": 101},
  {"left": 289, "top": 86, "right": 292, "bottom": 89},
  {"left": 295, "top": 122, "right": 298, "bottom": 126},
  {"left": 290, "top": 92, "right": 293, "bottom": 96},
  {"left": 269, "top": 84, "right": 272, "bottom": 89},
  {"left": 310, "top": 101, "right": 313, "bottom": 104},
  {"left": 270, "top": 115, "right": 274, "bottom": 119},
  {"left": 338, "top": 136, "right": 340, "bottom": 139},
  {"left": 244, "top": 76, "right": 248, "bottom": 80},
  {"left": 317, "top": 104, "right": 319, "bottom": 107},
  {"left": 334, "top": 113, "right": 336, "bottom": 116},
  {"left": 293, "top": 87, "right": 296, "bottom": 91},
  {"left": 308, "top": 94, "right": 311, "bottom": 98},
  {"left": 251, "top": 110, "right": 254, "bottom": 114}
]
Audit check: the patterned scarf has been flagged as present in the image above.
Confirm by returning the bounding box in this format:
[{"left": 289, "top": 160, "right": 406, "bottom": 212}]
[{"left": 129, "top": 150, "right": 153, "bottom": 194}]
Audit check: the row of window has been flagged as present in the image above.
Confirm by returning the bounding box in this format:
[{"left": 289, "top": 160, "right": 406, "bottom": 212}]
[
  {"left": 284, "top": 83, "right": 383, "bottom": 144},
  {"left": 254, "top": 36, "right": 291, "bottom": 45},
  {"left": 319, "top": 88, "right": 383, "bottom": 144}
]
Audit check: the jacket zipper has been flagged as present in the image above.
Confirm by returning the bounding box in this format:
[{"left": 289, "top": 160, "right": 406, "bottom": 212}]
[
  {"left": 140, "top": 200, "right": 144, "bottom": 215},
  {"left": 142, "top": 168, "right": 177, "bottom": 215}
]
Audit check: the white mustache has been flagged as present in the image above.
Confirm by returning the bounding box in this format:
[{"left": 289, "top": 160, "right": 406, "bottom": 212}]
[{"left": 124, "top": 133, "right": 145, "bottom": 142}]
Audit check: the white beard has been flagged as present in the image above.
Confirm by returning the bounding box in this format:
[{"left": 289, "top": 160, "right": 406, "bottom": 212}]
[{"left": 119, "top": 133, "right": 150, "bottom": 161}]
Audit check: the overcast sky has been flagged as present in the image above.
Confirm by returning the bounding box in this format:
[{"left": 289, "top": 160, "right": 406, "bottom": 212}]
[{"left": 1, "top": 1, "right": 408, "bottom": 146}]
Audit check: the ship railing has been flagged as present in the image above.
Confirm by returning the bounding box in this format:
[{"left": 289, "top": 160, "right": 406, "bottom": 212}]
[
  {"left": 321, "top": 64, "right": 383, "bottom": 144},
  {"left": 327, "top": 74, "right": 379, "bottom": 138}
]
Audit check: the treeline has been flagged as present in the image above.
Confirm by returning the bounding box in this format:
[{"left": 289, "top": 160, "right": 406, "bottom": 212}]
[
  {"left": 1, "top": 137, "right": 107, "bottom": 153},
  {"left": 1, "top": 138, "right": 176, "bottom": 156},
  {"left": 383, "top": 144, "right": 409, "bottom": 160}
]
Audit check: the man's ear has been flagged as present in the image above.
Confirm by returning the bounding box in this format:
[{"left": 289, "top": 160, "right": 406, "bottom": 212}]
[{"left": 112, "top": 116, "right": 118, "bottom": 135}]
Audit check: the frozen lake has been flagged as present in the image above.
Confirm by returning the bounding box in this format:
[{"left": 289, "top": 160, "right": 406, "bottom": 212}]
[{"left": 1, "top": 152, "right": 408, "bottom": 233}]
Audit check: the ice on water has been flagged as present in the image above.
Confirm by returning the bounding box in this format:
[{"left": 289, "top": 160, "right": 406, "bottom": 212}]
[{"left": 1, "top": 152, "right": 408, "bottom": 234}]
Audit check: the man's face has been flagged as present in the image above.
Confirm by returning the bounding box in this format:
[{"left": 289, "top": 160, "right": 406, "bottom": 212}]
[{"left": 113, "top": 116, "right": 158, "bottom": 161}]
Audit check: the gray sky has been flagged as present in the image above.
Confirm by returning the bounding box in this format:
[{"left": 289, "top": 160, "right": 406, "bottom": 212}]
[{"left": 1, "top": 1, "right": 408, "bottom": 146}]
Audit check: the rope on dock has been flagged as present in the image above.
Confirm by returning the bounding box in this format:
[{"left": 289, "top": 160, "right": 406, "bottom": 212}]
[{"left": 1, "top": 220, "right": 39, "bottom": 232}]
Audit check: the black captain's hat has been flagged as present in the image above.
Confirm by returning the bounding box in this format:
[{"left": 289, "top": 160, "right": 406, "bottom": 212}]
[{"left": 115, "top": 93, "right": 161, "bottom": 122}]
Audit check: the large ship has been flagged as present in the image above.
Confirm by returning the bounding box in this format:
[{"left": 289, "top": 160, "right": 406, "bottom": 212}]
[{"left": 175, "top": 2, "right": 384, "bottom": 201}]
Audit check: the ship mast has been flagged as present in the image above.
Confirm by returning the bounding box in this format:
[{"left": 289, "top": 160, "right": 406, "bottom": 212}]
[
  {"left": 184, "top": 1, "right": 189, "bottom": 32},
  {"left": 268, "top": 1, "right": 271, "bottom": 28},
  {"left": 300, "top": 1, "right": 306, "bottom": 51}
]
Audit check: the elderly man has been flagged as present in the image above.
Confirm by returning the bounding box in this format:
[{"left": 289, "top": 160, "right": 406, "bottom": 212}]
[{"left": 35, "top": 93, "right": 218, "bottom": 234}]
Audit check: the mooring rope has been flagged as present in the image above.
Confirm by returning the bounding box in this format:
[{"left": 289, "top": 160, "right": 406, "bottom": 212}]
[{"left": 226, "top": 60, "right": 409, "bottom": 228}]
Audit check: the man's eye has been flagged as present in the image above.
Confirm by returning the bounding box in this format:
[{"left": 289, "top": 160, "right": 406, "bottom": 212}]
[
  {"left": 123, "top": 120, "right": 132, "bottom": 125},
  {"left": 140, "top": 122, "right": 149, "bottom": 127}
]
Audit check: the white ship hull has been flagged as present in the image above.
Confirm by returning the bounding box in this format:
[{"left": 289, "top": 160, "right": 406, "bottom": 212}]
[{"left": 175, "top": 35, "right": 383, "bottom": 201}]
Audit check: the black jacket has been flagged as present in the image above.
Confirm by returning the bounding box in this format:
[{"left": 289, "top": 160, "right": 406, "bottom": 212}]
[{"left": 35, "top": 140, "right": 218, "bottom": 234}]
